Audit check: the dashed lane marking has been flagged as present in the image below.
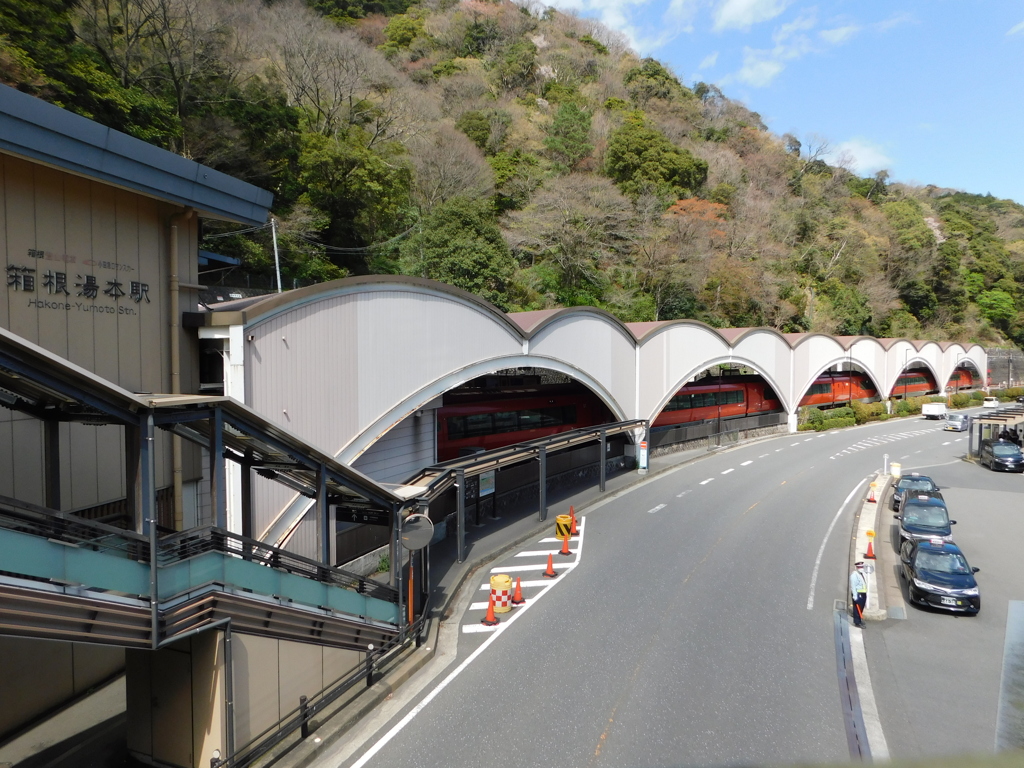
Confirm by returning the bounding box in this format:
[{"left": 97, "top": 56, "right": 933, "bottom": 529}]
[
  {"left": 648, "top": 504, "right": 667, "bottom": 514},
  {"left": 791, "top": 442, "right": 801, "bottom": 446},
  {"left": 721, "top": 468, "right": 735, "bottom": 475},
  {"left": 741, "top": 460, "right": 753, "bottom": 466},
  {"left": 676, "top": 490, "right": 691, "bottom": 498},
  {"left": 759, "top": 453, "right": 770, "bottom": 458},
  {"left": 700, "top": 478, "right": 713, "bottom": 485}
]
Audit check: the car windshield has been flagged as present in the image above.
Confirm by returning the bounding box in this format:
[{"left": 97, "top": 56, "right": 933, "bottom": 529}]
[
  {"left": 993, "top": 444, "right": 1022, "bottom": 457},
  {"left": 899, "top": 479, "right": 936, "bottom": 492},
  {"left": 902, "top": 506, "right": 948, "bottom": 527},
  {"left": 947, "top": 416, "right": 964, "bottom": 423},
  {"left": 916, "top": 551, "right": 971, "bottom": 574}
]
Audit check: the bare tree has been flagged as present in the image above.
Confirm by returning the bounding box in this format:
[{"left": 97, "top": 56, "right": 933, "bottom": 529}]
[
  {"left": 409, "top": 123, "right": 494, "bottom": 211},
  {"left": 504, "top": 174, "right": 636, "bottom": 287}
]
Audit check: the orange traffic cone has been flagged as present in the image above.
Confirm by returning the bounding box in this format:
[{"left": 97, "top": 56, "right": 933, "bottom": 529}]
[
  {"left": 569, "top": 508, "right": 578, "bottom": 536},
  {"left": 559, "top": 534, "right": 572, "bottom": 556},
  {"left": 542, "top": 553, "right": 558, "bottom": 578},
  {"left": 867, "top": 485, "right": 876, "bottom": 503},
  {"left": 511, "top": 577, "right": 525, "bottom": 605},
  {"left": 481, "top": 596, "right": 499, "bottom": 626},
  {"left": 865, "top": 540, "right": 876, "bottom": 559}
]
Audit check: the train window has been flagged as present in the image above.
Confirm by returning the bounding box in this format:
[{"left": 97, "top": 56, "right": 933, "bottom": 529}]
[
  {"left": 720, "top": 390, "right": 743, "bottom": 405},
  {"left": 493, "top": 411, "right": 518, "bottom": 433},
  {"left": 808, "top": 382, "right": 832, "bottom": 396},
  {"left": 519, "top": 409, "right": 544, "bottom": 430},
  {"left": 463, "top": 413, "right": 493, "bottom": 437},
  {"left": 446, "top": 416, "right": 465, "bottom": 440}
]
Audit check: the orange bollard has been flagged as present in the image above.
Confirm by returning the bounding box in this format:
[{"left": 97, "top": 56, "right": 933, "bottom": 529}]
[
  {"left": 481, "top": 596, "right": 499, "bottom": 626},
  {"left": 570, "top": 509, "right": 578, "bottom": 536},
  {"left": 511, "top": 576, "right": 525, "bottom": 605},
  {"left": 542, "top": 553, "right": 558, "bottom": 578}
]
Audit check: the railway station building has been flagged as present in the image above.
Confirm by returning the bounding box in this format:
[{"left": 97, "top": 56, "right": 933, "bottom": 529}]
[{"left": 0, "top": 83, "right": 988, "bottom": 767}]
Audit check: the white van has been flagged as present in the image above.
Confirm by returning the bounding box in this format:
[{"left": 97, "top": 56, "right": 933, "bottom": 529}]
[
  {"left": 922, "top": 402, "right": 947, "bottom": 419},
  {"left": 983, "top": 396, "right": 1000, "bottom": 408},
  {"left": 944, "top": 413, "right": 969, "bottom": 432}
]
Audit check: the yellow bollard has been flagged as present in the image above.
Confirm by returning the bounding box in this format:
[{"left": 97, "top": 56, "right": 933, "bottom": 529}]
[
  {"left": 490, "top": 574, "right": 513, "bottom": 613},
  {"left": 890, "top": 462, "right": 902, "bottom": 481},
  {"left": 555, "top": 514, "right": 572, "bottom": 540}
]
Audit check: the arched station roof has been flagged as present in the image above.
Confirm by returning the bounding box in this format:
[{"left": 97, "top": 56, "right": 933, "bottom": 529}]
[{"left": 187, "top": 275, "right": 988, "bottom": 463}]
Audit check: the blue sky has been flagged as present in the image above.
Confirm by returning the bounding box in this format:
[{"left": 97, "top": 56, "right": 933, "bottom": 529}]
[{"left": 547, "top": 0, "right": 1024, "bottom": 205}]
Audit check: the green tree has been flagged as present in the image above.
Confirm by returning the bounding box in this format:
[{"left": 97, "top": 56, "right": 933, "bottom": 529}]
[
  {"left": 543, "top": 103, "right": 592, "bottom": 172},
  {"left": 398, "top": 197, "right": 516, "bottom": 309},
  {"left": 603, "top": 111, "right": 708, "bottom": 202},
  {"left": 976, "top": 289, "right": 1016, "bottom": 327},
  {"left": 297, "top": 130, "right": 413, "bottom": 273},
  {"left": 623, "top": 58, "right": 688, "bottom": 106}
]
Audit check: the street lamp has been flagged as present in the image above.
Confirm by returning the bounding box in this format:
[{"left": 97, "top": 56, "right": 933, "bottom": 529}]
[{"left": 903, "top": 350, "right": 910, "bottom": 400}]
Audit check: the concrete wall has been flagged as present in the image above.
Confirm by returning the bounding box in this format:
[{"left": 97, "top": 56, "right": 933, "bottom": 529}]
[{"left": 0, "top": 636, "right": 124, "bottom": 738}]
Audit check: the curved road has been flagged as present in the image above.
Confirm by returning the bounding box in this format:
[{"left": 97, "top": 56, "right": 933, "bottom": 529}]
[{"left": 317, "top": 418, "right": 976, "bottom": 768}]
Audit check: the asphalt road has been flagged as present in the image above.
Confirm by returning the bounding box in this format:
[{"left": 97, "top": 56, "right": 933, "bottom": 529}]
[{"left": 317, "top": 416, "right": 1014, "bottom": 768}]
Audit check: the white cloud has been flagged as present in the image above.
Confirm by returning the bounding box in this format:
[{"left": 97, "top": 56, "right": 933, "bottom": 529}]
[
  {"left": 699, "top": 51, "right": 719, "bottom": 69},
  {"left": 1008, "top": 20, "right": 1024, "bottom": 35},
  {"left": 829, "top": 139, "right": 892, "bottom": 176},
  {"left": 713, "top": 0, "right": 793, "bottom": 32},
  {"left": 819, "top": 24, "right": 859, "bottom": 45},
  {"left": 736, "top": 48, "right": 785, "bottom": 86}
]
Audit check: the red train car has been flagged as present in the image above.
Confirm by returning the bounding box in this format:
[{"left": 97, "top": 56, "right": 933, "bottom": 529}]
[
  {"left": 798, "top": 372, "right": 878, "bottom": 407},
  {"left": 436, "top": 384, "right": 612, "bottom": 461},
  {"left": 651, "top": 375, "right": 781, "bottom": 429},
  {"left": 891, "top": 370, "right": 938, "bottom": 398}
]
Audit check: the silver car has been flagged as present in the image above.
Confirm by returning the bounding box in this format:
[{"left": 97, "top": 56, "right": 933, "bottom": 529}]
[{"left": 944, "top": 413, "right": 969, "bottom": 432}]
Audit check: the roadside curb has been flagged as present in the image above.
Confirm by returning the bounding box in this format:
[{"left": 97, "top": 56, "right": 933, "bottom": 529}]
[{"left": 856, "top": 473, "right": 890, "bottom": 622}]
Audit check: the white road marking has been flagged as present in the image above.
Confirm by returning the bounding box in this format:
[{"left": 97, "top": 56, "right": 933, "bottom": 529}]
[
  {"left": 462, "top": 623, "right": 498, "bottom": 634},
  {"left": 776, "top": 448, "right": 784, "bottom": 452},
  {"left": 791, "top": 442, "right": 801, "bottom": 446},
  {"left": 676, "top": 490, "right": 691, "bottom": 498},
  {"left": 516, "top": 549, "right": 564, "bottom": 557},
  {"left": 807, "top": 478, "right": 866, "bottom": 610},
  {"left": 850, "top": 626, "right": 891, "bottom": 759},
  {"left": 479, "top": 579, "right": 549, "bottom": 590},
  {"left": 490, "top": 563, "right": 571, "bottom": 573},
  {"left": 804, "top": 438, "right": 813, "bottom": 442},
  {"left": 647, "top": 504, "right": 666, "bottom": 514},
  {"left": 741, "top": 460, "right": 753, "bottom": 466},
  {"left": 942, "top": 442, "right": 950, "bottom": 446},
  {"left": 700, "top": 478, "right": 713, "bottom": 485},
  {"left": 759, "top": 453, "right": 770, "bottom": 458},
  {"left": 539, "top": 536, "right": 579, "bottom": 543},
  {"left": 721, "top": 468, "right": 734, "bottom": 475},
  {"left": 470, "top": 599, "right": 529, "bottom": 610}
]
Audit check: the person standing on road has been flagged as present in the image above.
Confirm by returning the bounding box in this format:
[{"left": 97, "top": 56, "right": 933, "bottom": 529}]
[{"left": 850, "top": 561, "right": 867, "bottom": 628}]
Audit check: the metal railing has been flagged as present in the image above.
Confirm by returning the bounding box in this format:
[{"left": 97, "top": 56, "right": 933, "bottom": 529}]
[
  {"left": 649, "top": 412, "right": 787, "bottom": 449},
  {"left": 0, "top": 493, "right": 150, "bottom": 561},
  {"left": 221, "top": 613, "right": 428, "bottom": 768},
  {"left": 159, "top": 526, "right": 398, "bottom": 603}
]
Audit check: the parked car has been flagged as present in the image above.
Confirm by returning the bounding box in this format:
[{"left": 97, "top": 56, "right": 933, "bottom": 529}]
[
  {"left": 899, "top": 538, "right": 980, "bottom": 614},
  {"left": 891, "top": 473, "right": 942, "bottom": 511},
  {"left": 979, "top": 439, "right": 1024, "bottom": 472},
  {"left": 944, "top": 413, "right": 969, "bottom": 432},
  {"left": 894, "top": 495, "right": 956, "bottom": 543},
  {"left": 983, "top": 396, "right": 999, "bottom": 408}
]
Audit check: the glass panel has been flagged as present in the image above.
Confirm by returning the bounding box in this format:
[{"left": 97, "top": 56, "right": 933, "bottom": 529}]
[
  {"left": 493, "top": 411, "right": 518, "bottom": 433},
  {"left": 463, "top": 413, "right": 493, "bottom": 437}
]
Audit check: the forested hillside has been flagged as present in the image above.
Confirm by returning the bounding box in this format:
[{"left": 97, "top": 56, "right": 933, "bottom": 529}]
[{"left": 4, "top": 0, "right": 1024, "bottom": 347}]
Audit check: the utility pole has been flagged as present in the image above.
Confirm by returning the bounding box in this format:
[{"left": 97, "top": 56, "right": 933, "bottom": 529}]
[{"left": 271, "top": 217, "right": 282, "bottom": 293}]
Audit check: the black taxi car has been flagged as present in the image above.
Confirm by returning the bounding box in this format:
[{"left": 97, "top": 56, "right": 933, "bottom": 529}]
[
  {"left": 894, "top": 495, "right": 956, "bottom": 543},
  {"left": 890, "top": 473, "right": 942, "bottom": 511},
  {"left": 979, "top": 439, "right": 1024, "bottom": 472},
  {"left": 899, "top": 538, "right": 980, "bottom": 614}
]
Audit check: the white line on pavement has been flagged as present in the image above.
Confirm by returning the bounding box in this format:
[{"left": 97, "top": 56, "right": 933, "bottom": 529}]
[
  {"left": 741, "top": 460, "right": 753, "bottom": 466},
  {"left": 647, "top": 504, "right": 666, "bottom": 514},
  {"left": 490, "top": 562, "right": 571, "bottom": 573},
  {"left": 850, "top": 626, "right": 891, "bottom": 760},
  {"left": 700, "top": 478, "right": 713, "bottom": 485},
  {"left": 516, "top": 549, "right": 563, "bottom": 557},
  {"left": 721, "top": 468, "right": 734, "bottom": 475},
  {"left": 807, "top": 477, "right": 866, "bottom": 610}
]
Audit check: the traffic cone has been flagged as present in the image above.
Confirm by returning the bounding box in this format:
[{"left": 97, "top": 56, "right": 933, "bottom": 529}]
[
  {"left": 481, "top": 596, "right": 499, "bottom": 626},
  {"left": 542, "top": 553, "right": 558, "bottom": 578},
  {"left": 867, "top": 485, "right": 876, "bottom": 503},
  {"left": 511, "top": 577, "right": 525, "bottom": 605},
  {"left": 865, "top": 540, "right": 876, "bottom": 559},
  {"left": 569, "top": 508, "right": 578, "bottom": 536},
  {"left": 559, "top": 534, "right": 572, "bottom": 556}
]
